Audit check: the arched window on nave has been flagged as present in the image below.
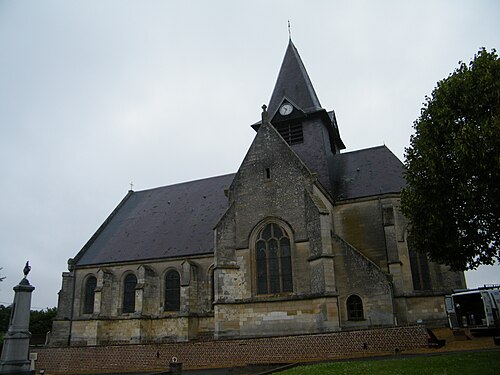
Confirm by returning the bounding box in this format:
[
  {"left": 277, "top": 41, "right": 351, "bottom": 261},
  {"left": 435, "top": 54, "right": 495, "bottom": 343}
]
[
  {"left": 165, "top": 270, "right": 180, "bottom": 311},
  {"left": 83, "top": 276, "right": 97, "bottom": 314},
  {"left": 123, "top": 273, "right": 137, "bottom": 313}
]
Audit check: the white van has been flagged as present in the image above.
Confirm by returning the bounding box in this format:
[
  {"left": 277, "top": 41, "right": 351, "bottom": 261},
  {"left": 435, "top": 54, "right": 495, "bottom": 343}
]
[{"left": 445, "top": 286, "right": 500, "bottom": 330}]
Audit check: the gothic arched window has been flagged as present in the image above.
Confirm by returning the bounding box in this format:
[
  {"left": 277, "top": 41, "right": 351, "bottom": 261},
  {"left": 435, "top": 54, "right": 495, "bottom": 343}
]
[
  {"left": 347, "top": 295, "right": 364, "bottom": 320},
  {"left": 255, "top": 223, "right": 293, "bottom": 295},
  {"left": 165, "top": 270, "right": 180, "bottom": 311},
  {"left": 408, "top": 242, "right": 432, "bottom": 291},
  {"left": 123, "top": 274, "right": 137, "bottom": 313},
  {"left": 83, "top": 276, "right": 97, "bottom": 314}
]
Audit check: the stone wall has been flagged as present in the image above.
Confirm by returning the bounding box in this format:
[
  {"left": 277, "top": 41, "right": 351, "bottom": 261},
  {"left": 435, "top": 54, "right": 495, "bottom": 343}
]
[
  {"left": 70, "top": 257, "right": 214, "bottom": 319},
  {"left": 332, "top": 195, "right": 465, "bottom": 326},
  {"left": 333, "top": 197, "right": 388, "bottom": 269},
  {"left": 404, "top": 295, "right": 450, "bottom": 325},
  {"left": 52, "top": 315, "right": 217, "bottom": 347},
  {"left": 32, "top": 326, "right": 427, "bottom": 374},
  {"left": 332, "top": 236, "right": 394, "bottom": 329},
  {"left": 215, "top": 296, "right": 340, "bottom": 339},
  {"left": 52, "top": 255, "right": 214, "bottom": 346}
]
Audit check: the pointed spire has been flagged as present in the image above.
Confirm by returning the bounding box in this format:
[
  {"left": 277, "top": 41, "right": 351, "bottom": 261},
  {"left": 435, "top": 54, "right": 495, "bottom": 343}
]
[{"left": 267, "top": 40, "right": 322, "bottom": 117}]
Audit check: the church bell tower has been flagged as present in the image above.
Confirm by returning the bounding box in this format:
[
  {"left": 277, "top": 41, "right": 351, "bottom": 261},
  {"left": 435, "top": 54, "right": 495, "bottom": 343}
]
[{"left": 253, "top": 39, "right": 345, "bottom": 194}]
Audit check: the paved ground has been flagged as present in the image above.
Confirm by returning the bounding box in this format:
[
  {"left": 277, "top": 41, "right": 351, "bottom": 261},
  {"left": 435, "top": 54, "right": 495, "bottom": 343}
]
[
  {"left": 65, "top": 364, "right": 292, "bottom": 375},
  {"left": 406, "top": 327, "right": 498, "bottom": 355}
]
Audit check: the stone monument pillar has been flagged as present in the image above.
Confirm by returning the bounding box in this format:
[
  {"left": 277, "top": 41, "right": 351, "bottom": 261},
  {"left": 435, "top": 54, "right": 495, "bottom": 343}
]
[{"left": 0, "top": 262, "right": 35, "bottom": 375}]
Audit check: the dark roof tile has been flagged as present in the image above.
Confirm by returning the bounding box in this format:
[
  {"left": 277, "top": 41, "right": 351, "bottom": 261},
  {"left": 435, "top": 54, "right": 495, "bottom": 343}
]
[
  {"left": 74, "top": 146, "right": 406, "bottom": 266},
  {"left": 331, "top": 146, "right": 406, "bottom": 200},
  {"left": 75, "top": 174, "right": 234, "bottom": 266}
]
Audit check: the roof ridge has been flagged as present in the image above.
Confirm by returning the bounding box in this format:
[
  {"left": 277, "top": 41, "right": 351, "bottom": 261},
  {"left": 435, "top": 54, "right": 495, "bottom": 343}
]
[
  {"left": 72, "top": 190, "right": 135, "bottom": 265},
  {"left": 340, "top": 144, "right": 388, "bottom": 155},
  {"left": 288, "top": 40, "right": 321, "bottom": 108},
  {"left": 134, "top": 172, "right": 236, "bottom": 194}
]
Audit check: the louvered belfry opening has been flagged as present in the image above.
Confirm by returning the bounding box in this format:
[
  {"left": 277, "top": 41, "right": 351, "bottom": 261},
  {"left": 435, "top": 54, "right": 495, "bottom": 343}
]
[{"left": 275, "top": 121, "right": 303, "bottom": 145}]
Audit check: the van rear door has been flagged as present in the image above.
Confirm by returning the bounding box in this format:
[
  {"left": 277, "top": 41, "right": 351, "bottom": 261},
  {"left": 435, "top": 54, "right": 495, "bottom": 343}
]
[{"left": 445, "top": 295, "right": 459, "bottom": 328}]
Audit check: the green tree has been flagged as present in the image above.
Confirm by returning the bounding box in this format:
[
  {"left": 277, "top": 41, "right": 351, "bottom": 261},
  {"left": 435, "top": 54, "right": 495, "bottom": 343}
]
[
  {"left": 1, "top": 306, "right": 57, "bottom": 343},
  {"left": 0, "top": 304, "right": 11, "bottom": 327},
  {"left": 0, "top": 305, "right": 12, "bottom": 345},
  {"left": 401, "top": 48, "right": 500, "bottom": 271},
  {"left": 29, "top": 307, "right": 57, "bottom": 336}
]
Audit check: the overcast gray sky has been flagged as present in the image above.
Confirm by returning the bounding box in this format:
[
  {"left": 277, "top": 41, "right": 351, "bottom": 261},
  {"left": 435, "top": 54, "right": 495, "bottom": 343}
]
[{"left": 1, "top": 1, "right": 499, "bottom": 309}]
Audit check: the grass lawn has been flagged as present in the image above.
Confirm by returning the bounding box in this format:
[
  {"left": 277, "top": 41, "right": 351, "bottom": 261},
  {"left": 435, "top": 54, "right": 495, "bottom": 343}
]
[{"left": 279, "top": 350, "right": 500, "bottom": 374}]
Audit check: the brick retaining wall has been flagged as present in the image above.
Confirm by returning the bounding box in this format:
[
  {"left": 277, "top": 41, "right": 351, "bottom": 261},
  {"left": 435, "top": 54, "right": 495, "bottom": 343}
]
[{"left": 32, "top": 326, "right": 427, "bottom": 374}]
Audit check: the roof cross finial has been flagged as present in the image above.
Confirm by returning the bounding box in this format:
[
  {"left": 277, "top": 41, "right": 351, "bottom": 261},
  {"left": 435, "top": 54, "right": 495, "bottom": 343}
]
[
  {"left": 129, "top": 181, "right": 134, "bottom": 191},
  {"left": 288, "top": 20, "right": 291, "bottom": 40},
  {"left": 261, "top": 104, "right": 269, "bottom": 123}
]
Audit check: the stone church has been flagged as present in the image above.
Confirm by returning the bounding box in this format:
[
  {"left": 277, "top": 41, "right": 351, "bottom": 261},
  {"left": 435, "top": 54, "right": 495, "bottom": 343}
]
[{"left": 51, "top": 40, "right": 465, "bottom": 346}]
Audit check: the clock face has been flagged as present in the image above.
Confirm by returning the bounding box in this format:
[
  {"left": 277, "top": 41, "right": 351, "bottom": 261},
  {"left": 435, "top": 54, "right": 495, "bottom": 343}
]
[{"left": 279, "top": 103, "right": 293, "bottom": 116}]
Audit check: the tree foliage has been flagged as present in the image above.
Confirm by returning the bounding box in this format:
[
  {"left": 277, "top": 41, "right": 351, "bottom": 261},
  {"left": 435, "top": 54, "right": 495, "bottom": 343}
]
[
  {"left": 0, "top": 305, "right": 11, "bottom": 336},
  {"left": 29, "top": 307, "right": 57, "bottom": 336},
  {"left": 0, "top": 305, "right": 57, "bottom": 339},
  {"left": 401, "top": 48, "right": 500, "bottom": 271}
]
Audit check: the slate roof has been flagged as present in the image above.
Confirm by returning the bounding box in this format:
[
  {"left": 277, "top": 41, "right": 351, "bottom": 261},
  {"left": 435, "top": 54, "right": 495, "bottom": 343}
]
[
  {"left": 330, "top": 145, "right": 407, "bottom": 200},
  {"left": 74, "top": 146, "right": 405, "bottom": 266},
  {"left": 267, "top": 39, "right": 322, "bottom": 118},
  {"left": 74, "top": 174, "right": 235, "bottom": 266}
]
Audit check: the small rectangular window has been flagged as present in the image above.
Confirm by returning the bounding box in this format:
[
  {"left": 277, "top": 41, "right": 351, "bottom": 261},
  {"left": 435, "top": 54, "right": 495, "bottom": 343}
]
[{"left": 265, "top": 168, "right": 271, "bottom": 179}]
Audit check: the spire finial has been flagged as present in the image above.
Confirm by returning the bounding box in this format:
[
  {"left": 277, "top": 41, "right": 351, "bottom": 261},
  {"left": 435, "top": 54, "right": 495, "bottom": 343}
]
[
  {"left": 288, "top": 20, "right": 291, "bottom": 40},
  {"left": 129, "top": 181, "right": 134, "bottom": 192}
]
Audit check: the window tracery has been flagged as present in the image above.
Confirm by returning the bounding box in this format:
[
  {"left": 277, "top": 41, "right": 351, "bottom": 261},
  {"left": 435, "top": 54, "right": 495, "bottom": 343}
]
[
  {"left": 346, "top": 295, "right": 364, "bottom": 320},
  {"left": 255, "top": 223, "right": 293, "bottom": 295}
]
